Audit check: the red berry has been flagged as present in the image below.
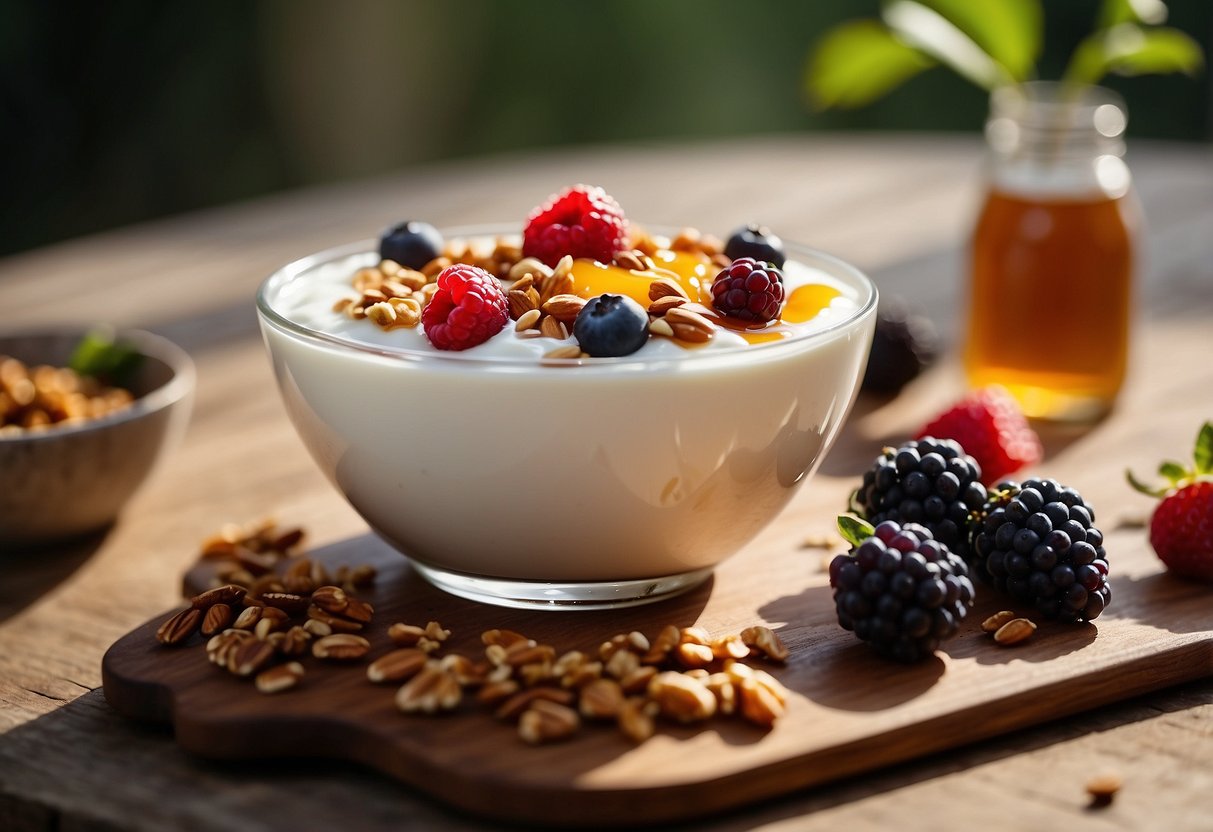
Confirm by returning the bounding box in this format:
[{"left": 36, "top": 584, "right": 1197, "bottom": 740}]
[
  {"left": 917, "top": 387, "right": 1041, "bottom": 482},
  {"left": 522, "top": 184, "right": 627, "bottom": 267},
  {"left": 421, "top": 264, "right": 509, "bottom": 351},
  {"left": 1149, "top": 481, "right": 1213, "bottom": 580},
  {"left": 1129, "top": 422, "right": 1213, "bottom": 581},
  {"left": 709, "top": 257, "right": 785, "bottom": 323}
]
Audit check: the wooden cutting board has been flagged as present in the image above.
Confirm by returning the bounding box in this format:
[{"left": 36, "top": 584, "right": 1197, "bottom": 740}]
[{"left": 101, "top": 521, "right": 1213, "bottom": 827}]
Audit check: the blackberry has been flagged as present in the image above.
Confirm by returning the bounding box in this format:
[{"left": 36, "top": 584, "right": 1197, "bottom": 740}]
[
  {"left": 854, "top": 437, "right": 986, "bottom": 558},
  {"left": 861, "top": 298, "right": 939, "bottom": 395},
  {"left": 970, "top": 478, "right": 1111, "bottom": 622},
  {"left": 829, "top": 519, "right": 975, "bottom": 662}
]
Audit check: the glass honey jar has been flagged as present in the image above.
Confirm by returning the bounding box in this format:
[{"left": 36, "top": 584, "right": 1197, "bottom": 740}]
[{"left": 965, "top": 82, "right": 1138, "bottom": 422}]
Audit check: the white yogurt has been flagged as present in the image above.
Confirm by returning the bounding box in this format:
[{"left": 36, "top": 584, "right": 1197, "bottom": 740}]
[{"left": 274, "top": 249, "right": 860, "bottom": 361}]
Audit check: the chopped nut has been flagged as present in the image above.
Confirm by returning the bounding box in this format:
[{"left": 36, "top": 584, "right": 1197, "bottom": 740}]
[
  {"left": 539, "top": 315, "right": 569, "bottom": 340},
  {"left": 190, "top": 585, "right": 246, "bottom": 610},
  {"left": 200, "top": 603, "right": 233, "bottom": 637},
  {"left": 156, "top": 608, "right": 201, "bottom": 646},
  {"left": 476, "top": 679, "right": 521, "bottom": 707},
  {"left": 260, "top": 591, "right": 310, "bottom": 615},
  {"left": 665, "top": 306, "right": 716, "bottom": 343},
  {"left": 228, "top": 638, "right": 276, "bottom": 677},
  {"left": 1085, "top": 773, "right": 1123, "bottom": 807},
  {"left": 579, "top": 678, "right": 624, "bottom": 720},
  {"left": 704, "top": 672, "right": 738, "bottom": 716},
  {"left": 620, "top": 665, "right": 658, "bottom": 695},
  {"left": 737, "top": 677, "right": 784, "bottom": 727},
  {"left": 278, "top": 625, "right": 311, "bottom": 657},
  {"left": 396, "top": 665, "right": 462, "bottom": 714},
  {"left": 648, "top": 276, "right": 690, "bottom": 301},
  {"left": 710, "top": 634, "right": 751, "bottom": 661},
  {"left": 649, "top": 671, "right": 717, "bottom": 723},
  {"left": 494, "top": 687, "right": 576, "bottom": 721},
  {"left": 367, "top": 648, "right": 428, "bottom": 683},
  {"left": 642, "top": 625, "right": 680, "bottom": 665},
  {"left": 542, "top": 294, "right": 587, "bottom": 323},
  {"left": 302, "top": 618, "right": 332, "bottom": 637},
  {"left": 739, "top": 626, "right": 789, "bottom": 663},
  {"left": 255, "top": 662, "right": 304, "bottom": 694},
  {"left": 981, "top": 610, "right": 1018, "bottom": 634},
  {"left": 514, "top": 308, "right": 542, "bottom": 331},
  {"left": 617, "top": 696, "right": 658, "bottom": 743},
  {"left": 993, "top": 618, "right": 1037, "bottom": 646},
  {"left": 312, "top": 633, "right": 371, "bottom": 661},
  {"left": 648, "top": 295, "right": 687, "bottom": 316},
  {"left": 518, "top": 699, "right": 580, "bottom": 745},
  {"left": 675, "top": 642, "right": 715, "bottom": 669}
]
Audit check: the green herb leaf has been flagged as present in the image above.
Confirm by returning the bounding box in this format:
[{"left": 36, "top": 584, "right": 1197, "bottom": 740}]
[
  {"left": 1125, "top": 467, "right": 1167, "bottom": 498},
  {"left": 1065, "top": 23, "right": 1204, "bottom": 85},
  {"left": 805, "top": 19, "right": 935, "bottom": 110},
  {"left": 837, "top": 515, "right": 876, "bottom": 548},
  {"left": 1099, "top": 0, "right": 1168, "bottom": 29},
  {"left": 1158, "top": 460, "right": 1187, "bottom": 484},
  {"left": 69, "top": 329, "right": 143, "bottom": 387},
  {"left": 881, "top": 0, "right": 1013, "bottom": 91},
  {"left": 907, "top": 0, "right": 1042, "bottom": 81},
  {"left": 1194, "top": 421, "right": 1213, "bottom": 474}
]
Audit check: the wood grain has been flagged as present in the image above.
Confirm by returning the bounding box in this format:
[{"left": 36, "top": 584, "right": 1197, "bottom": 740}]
[
  {"left": 2, "top": 136, "right": 1212, "bottom": 831},
  {"left": 100, "top": 506, "right": 1212, "bottom": 826}
]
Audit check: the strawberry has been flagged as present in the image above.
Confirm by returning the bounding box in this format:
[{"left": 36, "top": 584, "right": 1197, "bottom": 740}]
[
  {"left": 917, "top": 386, "right": 1042, "bottom": 483},
  {"left": 1128, "top": 421, "right": 1213, "bottom": 581}
]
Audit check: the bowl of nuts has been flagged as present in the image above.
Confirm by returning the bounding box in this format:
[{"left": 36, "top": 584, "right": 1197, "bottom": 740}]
[{"left": 0, "top": 328, "right": 195, "bottom": 548}]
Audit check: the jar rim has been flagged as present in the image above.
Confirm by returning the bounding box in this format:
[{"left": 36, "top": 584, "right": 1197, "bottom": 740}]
[{"left": 990, "top": 82, "right": 1127, "bottom": 137}]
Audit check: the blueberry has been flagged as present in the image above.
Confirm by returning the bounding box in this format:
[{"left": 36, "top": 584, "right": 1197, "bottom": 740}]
[
  {"left": 379, "top": 220, "right": 443, "bottom": 270},
  {"left": 572, "top": 294, "right": 649, "bottom": 357},
  {"left": 724, "top": 223, "right": 785, "bottom": 268}
]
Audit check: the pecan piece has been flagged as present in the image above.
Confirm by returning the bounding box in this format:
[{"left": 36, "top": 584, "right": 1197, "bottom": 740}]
[{"left": 156, "top": 608, "right": 201, "bottom": 646}]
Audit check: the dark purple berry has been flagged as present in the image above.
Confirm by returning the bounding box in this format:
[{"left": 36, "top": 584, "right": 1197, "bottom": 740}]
[
  {"left": 723, "top": 223, "right": 785, "bottom": 268},
  {"left": 379, "top": 220, "right": 443, "bottom": 270},
  {"left": 830, "top": 519, "right": 975, "bottom": 662}
]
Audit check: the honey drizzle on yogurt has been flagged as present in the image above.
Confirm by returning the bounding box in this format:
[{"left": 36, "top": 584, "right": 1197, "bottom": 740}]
[{"left": 569, "top": 252, "right": 843, "bottom": 346}]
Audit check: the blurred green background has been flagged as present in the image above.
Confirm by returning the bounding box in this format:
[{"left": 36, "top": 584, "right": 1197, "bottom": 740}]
[{"left": 2, "top": 0, "right": 1208, "bottom": 257}]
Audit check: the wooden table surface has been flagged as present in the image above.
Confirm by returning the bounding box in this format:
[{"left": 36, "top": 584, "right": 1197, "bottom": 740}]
[{"left": 1, "top": 134, "right": 1211, "bottom": 831}]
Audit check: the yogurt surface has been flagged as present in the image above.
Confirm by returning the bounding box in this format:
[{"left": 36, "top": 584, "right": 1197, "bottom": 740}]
[{"left": 270, "top": 241, "right": 862, "bottom": 363}]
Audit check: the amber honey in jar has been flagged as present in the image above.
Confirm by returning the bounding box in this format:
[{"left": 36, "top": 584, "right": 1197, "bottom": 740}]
[{"left": 965, "top": 83, "right": 1137, "bottom": 422}]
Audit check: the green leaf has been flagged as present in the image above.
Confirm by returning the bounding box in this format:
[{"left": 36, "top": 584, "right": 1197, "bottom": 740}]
[
  {"left": 805, "top": 19, "right": 935, "bottom": 110},
  {"left": 1065, "top": 24, "right": 1204, "bottom": 85},
  {"left": 1194, "top": 421, "right": 1213, "bottom": 474},
  {"left": 1159, "top": 460, "right": 1187, "bottom": 484},
  {"left": 1099, "top": 0, "right": 1167, "bottom": 28},
  {"left": 908, "top": 0, "right": 1042, "bottom": 81},
  {"left": 1125, "top": 468, "right": 1167, "bottom": 498},
  {"left": 880, "top": 0, "right": 1013, "bottom": 91},
  {"left": 69, "top": 329, "right": 143, "bottom": 387},
  {"left": 837, "top": 515, "right": 876, "bottom": 548}
]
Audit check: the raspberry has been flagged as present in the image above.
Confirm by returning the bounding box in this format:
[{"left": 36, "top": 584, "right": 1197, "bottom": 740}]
[
  {"left": 420, "top": 264, "right": 509, "bottom": 351},
  {"left": 918, "top": 387, "right": 1041, "bottom": 483},
  {"left": 830, "top": 518, "right": 975, "bottom": 662},
  {"left": 709, "top": 257, "right": 785, "bottom": 323},
  {"left": 854, "top": 437, "right": 986, "bottom": 558},
  {"left": 971, "top": 478, "right": 1110, "bottom": 622},
  {"left": 1129, "top": 421, "right": 1213, "bottom": 581},
  {"left": 522, "top": 184, "right": 627, "bottom": 267}
]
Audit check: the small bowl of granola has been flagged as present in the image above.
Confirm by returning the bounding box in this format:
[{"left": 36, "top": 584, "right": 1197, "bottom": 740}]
[
  {"left": 0, "top": 328, "right": 195, "bottom": 548},
  {"left": 257, "top": 187, "right": 877, "bottom": 609}
]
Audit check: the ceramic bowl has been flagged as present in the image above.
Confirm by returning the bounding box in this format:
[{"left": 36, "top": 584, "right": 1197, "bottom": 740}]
[{"left": 0, "top": 329, "right": 195, "bottom": 548}]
